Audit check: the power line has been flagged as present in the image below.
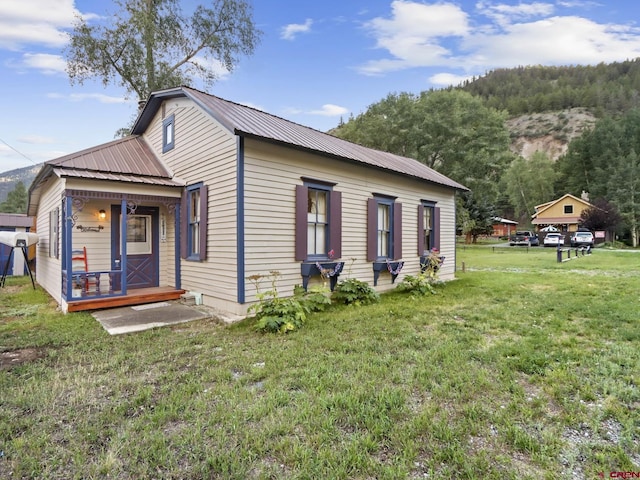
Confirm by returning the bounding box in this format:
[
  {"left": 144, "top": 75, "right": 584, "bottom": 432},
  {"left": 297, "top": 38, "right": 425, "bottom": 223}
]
[{"left": 0, "top": 136, "right": 38, "bottom": 165}]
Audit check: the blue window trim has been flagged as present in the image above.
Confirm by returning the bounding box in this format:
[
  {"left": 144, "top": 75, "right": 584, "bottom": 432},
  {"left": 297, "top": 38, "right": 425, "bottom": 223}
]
[
  {"left": 305, "top": 180, "right": 333, "bottom": 261},
  {"left": 162, "top": 114, "right": 175, "bottom": 153},
  {"left": 375, "top": 195, "right": 394, "bottom": 260},
  {"left": 186, "top": 183, "right": 202, "bottom": 260}
]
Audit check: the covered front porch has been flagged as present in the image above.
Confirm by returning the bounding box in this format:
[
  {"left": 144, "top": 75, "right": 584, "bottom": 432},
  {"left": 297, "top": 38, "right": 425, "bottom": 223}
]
[{"left": 60, "top": 188, "right": 183, "bottom": 312}]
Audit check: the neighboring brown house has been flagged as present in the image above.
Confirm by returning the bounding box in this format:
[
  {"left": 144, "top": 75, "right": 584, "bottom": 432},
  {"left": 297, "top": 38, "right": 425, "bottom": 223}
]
[{"left": 531, "top": 193, "right": 594, "bottom": 233}]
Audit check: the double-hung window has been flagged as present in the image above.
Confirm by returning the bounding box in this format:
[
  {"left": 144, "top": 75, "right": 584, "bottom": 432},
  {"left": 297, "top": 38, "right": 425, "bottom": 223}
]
[
  {"left": 367, "top": 195, "right": 402, "bottom": 261},
  {"left": 418, "top": 201, "right": 440, "bottom": 255},
  {"left": 295, "top": 180, "right": 341, "bottom": 261},
  {"left": 307, "top": 187, "right": 328, "bottom": 257},
  {"left": 181, "top": 183, "right": 208, "bottom": 261}
]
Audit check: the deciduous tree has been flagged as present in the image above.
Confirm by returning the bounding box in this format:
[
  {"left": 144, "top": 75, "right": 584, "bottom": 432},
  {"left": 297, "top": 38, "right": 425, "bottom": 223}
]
[{"left": 65, "top": 0, "right": 261, "bottom": 103}]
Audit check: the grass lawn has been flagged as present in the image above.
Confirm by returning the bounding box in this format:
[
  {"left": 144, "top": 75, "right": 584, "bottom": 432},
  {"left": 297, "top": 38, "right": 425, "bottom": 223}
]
[{"left": 1, "top": 246, "right": 638, "bottom": 479}]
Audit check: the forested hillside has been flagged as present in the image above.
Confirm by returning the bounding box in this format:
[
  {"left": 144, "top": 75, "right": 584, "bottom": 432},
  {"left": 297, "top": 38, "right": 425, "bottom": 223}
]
[
  {"left": 332, "top": 59, "right": 640, "bottom": 245},
  {"left": 459, "top": 59, "right": 640, "bottom": 117}
]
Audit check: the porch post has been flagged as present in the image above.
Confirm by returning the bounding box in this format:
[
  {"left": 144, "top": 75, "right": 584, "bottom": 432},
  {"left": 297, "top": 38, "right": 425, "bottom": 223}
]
[
  {"left": 120, "top": 198, "right": 128, "bottom": 295},
  {"left": 175, "top": 201, "right": 181, "bottom": 290},
  {"left": 64, "top": 194, "right": 74, "bottom": 299}
]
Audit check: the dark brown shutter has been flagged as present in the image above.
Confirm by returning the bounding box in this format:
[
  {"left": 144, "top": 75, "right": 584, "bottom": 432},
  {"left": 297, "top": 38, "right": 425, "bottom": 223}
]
[
  {"left": 433, "top": 207, "right": 441, "bottom": 251},
  {"left": 393, "top": 202, "right": 402, "bottom": 259},
  {"left": 417, "top": 204, "right": 424, "bottom": 255},
  {"left": 199, "top": 184, "right": 208, "bottom": 261},
  {"left": 329, "top": 190, "right": 342, "bottom": 259},
  {"left": 180, "top": 189, "right": 187, "bottom": 259},
  {"left": 367, "top": 198, "right": 377, "bottom": 261},
  {"left": 295, "top": 185, "right": 308, "bottom": 261}
]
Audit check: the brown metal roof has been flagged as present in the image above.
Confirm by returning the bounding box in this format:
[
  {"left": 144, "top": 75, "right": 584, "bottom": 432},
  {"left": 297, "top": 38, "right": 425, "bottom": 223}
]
[
  {"left": 46, "top": 135, "right": 172, "bottom": 178},
  {"left": 27, "top": 135, "right": 182, "bottom": 216},
  {"left": 134, "top": 87, "right": 468, "bottom": 191}
]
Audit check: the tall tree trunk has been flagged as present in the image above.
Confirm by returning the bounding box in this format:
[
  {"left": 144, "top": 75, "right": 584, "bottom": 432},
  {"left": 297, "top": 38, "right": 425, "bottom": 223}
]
[{"left": 143, "top": 0, "right": 155, "bottom": 100}]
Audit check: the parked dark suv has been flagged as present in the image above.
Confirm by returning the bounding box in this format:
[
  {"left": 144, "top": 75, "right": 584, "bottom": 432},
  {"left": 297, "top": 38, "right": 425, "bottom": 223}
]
[{"left": 570, "top": 231, "right": 594, "bottom": 247}]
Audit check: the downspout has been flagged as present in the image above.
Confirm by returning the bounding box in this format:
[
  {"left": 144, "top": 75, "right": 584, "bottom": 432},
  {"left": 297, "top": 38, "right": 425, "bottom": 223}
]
[{"left": 237, "top": 136, "right": 245, "bottom": 304}]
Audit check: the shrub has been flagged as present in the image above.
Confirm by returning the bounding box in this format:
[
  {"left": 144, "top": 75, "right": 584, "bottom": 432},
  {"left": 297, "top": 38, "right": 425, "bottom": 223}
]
[
  {"left": 396, "top": 249, "right": 443, "bottom": 296},
  {"left": 332, "top": 278, "right": 379, "bottom": 306},
  {"left": 248, "top": 272, "right": 331, "bottom": 334},
  {"left": 396, "top": 273, "right": 437, "bottom": 296}
]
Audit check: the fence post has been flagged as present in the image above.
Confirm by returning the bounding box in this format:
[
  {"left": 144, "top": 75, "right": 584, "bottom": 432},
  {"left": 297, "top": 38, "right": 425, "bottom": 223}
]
[{"left": 557, "top": 247, "right": 562, "bottom": 263}]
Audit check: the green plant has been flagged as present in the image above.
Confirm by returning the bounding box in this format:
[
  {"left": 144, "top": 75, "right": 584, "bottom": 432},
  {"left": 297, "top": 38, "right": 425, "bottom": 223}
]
[
  {"left": 397, "top": 249, "right": 444, "bottom": 296},
  {"left": 332, "top": 278, "right": 379, "bottom": 306},
  {"left": 248, "top": 272, "right": 331, "bottom": 334},
  {"left": 396, "top": 273, "right": 437, "bottom": 296},
  {"left": 248, "top": 271, "right": 307, "bottom": 333},
  {"left": 293, "top": 284, "right": 332, "bottom": 312}
]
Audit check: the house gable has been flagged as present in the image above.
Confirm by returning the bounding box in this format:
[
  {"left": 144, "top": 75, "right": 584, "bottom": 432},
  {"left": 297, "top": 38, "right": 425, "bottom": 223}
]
[{"left": 532, "top": 193, "right": 595, "bottom": 226}]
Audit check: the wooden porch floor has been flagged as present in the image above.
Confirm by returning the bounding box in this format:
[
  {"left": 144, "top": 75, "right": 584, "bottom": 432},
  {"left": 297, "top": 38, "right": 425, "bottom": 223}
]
[{"left": 67, "top": 286, "right": 186, "bottom": 312}]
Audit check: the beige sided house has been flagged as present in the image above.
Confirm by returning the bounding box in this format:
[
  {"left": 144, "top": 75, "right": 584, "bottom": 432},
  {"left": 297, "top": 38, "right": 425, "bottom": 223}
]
[
  {"left": 531, "top": 193, "right": 595, "bottom": 233},
  {"left": 27, "top": 86, "right": 467, "bottom": 318}
]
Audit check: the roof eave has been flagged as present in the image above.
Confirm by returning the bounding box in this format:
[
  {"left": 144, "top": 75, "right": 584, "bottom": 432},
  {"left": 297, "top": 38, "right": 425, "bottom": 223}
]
[
  {"left": 27, "top": 164, "right": 56, "bottom": 216},
  {"left": 131, "top": 87, "right": 189, "bottom": 135}
]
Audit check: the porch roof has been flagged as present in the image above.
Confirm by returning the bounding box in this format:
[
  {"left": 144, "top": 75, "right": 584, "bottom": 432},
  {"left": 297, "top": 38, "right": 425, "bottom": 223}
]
[{"left": 28, "top": 136, "right": 182, "bottom": 216}]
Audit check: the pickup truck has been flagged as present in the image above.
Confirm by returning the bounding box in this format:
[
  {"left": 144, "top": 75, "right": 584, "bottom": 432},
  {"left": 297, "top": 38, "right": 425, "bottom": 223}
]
[{"left": 509, "top": 230, "right": 540, "bottom": 246}]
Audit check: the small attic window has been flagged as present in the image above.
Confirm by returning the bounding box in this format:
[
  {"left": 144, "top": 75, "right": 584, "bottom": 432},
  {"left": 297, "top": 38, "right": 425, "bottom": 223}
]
[
  {"left": 162, "top": 114, "right": 175, "bottom": 153},
  {"left": 564, "top": 204, "right": 573, "bottom": 214}
]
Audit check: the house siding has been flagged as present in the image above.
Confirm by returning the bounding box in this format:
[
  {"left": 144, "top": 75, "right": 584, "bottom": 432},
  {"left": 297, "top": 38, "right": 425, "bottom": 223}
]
[
  {"left": 142, "top": 97, "right": 240, "bottom": 311},
  {"left": 242, "top": 139, "right": 456, "bottom": 305},
  {"left": 34, "top": 176, "right": 64, "bottom": 304}
]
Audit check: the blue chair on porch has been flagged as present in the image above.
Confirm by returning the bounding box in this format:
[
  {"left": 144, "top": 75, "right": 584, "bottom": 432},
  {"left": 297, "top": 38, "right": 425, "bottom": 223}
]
[{"left": 71, "top": 247, "right": 97, "bottom": 294}]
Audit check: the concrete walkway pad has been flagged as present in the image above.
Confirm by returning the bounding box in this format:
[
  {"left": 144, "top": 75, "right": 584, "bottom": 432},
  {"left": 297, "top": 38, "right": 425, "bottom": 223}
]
[{"left": 92, "top": 301, "right": 210, "bottom": 335}]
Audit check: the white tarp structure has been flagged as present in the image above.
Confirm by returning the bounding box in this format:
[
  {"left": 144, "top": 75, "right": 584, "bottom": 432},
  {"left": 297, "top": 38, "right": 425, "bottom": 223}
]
[{"left": 0, "top": 231, "right": 38, "bottom": 288}]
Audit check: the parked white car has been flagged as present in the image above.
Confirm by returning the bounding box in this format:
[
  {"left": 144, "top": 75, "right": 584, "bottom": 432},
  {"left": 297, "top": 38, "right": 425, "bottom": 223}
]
[
  {"left": 543, "top": 232, "right": 563, "bottom": 247},
  {"left": 570, "top": 231, "right": 594, "bottom": 247}
]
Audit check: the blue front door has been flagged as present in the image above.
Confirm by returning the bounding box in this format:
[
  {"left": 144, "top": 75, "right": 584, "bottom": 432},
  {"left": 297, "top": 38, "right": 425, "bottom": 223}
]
[{"left": 111, "top": 206, "right": 159, "bottom": 289}]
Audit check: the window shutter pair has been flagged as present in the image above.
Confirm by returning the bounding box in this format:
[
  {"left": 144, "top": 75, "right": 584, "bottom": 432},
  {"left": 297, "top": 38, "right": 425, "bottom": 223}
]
[
  {"left": 295, "top": 185, "right": 342, "bottom": 261},
  {"left": 180, "top": 184, "right": 208, "bottom": 260},
  {"left": 367, "top": 198, "right": 402, "bottom": 261}
]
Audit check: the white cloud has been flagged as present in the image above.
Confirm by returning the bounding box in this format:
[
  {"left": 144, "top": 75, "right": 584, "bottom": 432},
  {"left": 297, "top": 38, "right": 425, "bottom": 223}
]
[
  {"left": 281, "top": 19, "right": 313, "bottom": 40},
  {"left": 429, "top": 72, "right": 474, "bottom": 87},
  {"left": 464, "top": 16, "right": 640, "bottom": 68},
  {"left": 17, "top": 135, "right": 55, "bottom": 145},
  {"left": 358, "top": 1, "right": 469, "bottom": 75},
  {"left": 358, "top": 0, "right": 640, "bottom": 79},
  {"left": 282, "top": 104, "right": 349, "bottom": 118},
  {"left": 21, "top": 53, "right": 67, "bottom": 74},
  {"left": 308, "top": 104, "right": 350, "bottom": 117},
  {"left": 477, "top": 1, "right": 555, "bottom": 27},
  {"left": 0, "top": 0, "right": 97, "bottom": 49},
  {"left": 47, "top": 92, "right": 128, "bottom": 104}
]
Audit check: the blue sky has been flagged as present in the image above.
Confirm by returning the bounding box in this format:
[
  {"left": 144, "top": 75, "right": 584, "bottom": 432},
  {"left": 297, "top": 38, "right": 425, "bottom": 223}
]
[{"left": 2, "top": 0, "right": 640, "bottom": 173}]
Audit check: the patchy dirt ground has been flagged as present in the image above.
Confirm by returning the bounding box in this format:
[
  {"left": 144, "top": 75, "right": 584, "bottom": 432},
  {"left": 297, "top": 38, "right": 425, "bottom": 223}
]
[{"left": 0, "top": 348, "right": 47, "bottom": 370}]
